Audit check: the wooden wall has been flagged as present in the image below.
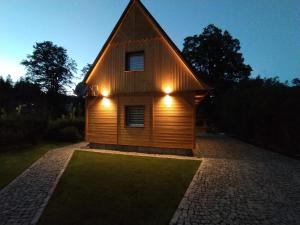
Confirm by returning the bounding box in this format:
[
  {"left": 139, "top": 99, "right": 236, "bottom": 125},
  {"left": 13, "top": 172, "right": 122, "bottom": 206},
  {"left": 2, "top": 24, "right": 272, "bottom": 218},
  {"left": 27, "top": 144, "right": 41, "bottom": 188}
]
[
  {"left": 86, "top": 1, "right": 203, "bottom": 94},
  {"left": 85, "top": 2, "right": 200, "bottom": 150},
  {"left": 86, "top": 94, "right": 195, "bottom": 150},
  {"left": 153, "top": 94, "right": 195, "bottom": 149},
  {"left": 87, "top": 38, "right": 202, "bottom": 94},
  {"left": 117, "top": 96, "right": 153, "bottom": 147},
  {"left": 110, "top": 2, "right": 160, "bottom": 43},
  {"left": 86, "top": 97, "right": 118, "bottom": 144}
]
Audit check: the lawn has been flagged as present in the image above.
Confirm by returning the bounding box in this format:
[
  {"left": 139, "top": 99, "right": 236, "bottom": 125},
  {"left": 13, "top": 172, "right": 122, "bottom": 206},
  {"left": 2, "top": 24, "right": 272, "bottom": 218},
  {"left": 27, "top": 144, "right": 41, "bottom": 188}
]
[
  {"left": 0, "top": 143, "right": 67, "bottom": 189},
  {"left": 38, "top": 151, "right": 200, "bottom": 225}
]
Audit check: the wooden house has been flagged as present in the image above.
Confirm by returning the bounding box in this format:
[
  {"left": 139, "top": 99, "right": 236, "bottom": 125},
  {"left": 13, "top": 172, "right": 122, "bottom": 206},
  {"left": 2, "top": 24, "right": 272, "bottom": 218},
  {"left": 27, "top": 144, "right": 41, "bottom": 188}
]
[{"left": 84, "top": 0, "right": 208, "bottom": 155}]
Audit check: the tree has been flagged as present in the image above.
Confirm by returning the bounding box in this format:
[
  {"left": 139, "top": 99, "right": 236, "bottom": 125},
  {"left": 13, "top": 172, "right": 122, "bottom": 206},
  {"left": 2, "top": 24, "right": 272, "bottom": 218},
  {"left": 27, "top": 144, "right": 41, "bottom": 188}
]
[
  {"left": 0, "top": 75, "right": 14, "bottom": 110},
  {"left": 21, "top": 41, "right": 77, "bottom": 95},
  {"left": 74, "top": 63, "right": 91, "bottom": 97},
  {"left": 292, "top": 78, "right": 300, "bottom": 87},
  {"left": 5, "top": 75, "right": 13, "bottom": 87},
  {"left": 182, "top": 24, "right": 252, "bottom": 87},
  {"left": 81, "top": 63, "right": 92, "bottom": 77},
  {"left": 0, "top": 75, "right": 13, "bottom": 89},
  {"left": 14, "top": 77, "right": 44, "bottom": 105},
  {"left": 182, "top": 24, "right": 252, "bottom": 127}
]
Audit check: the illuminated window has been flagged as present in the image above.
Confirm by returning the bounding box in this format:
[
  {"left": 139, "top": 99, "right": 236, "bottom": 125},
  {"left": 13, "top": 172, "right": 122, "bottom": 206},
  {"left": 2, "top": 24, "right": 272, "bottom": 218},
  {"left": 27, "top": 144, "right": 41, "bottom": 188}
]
[
  {"left": 125, "top": 106, "right": 145, "bottom": 127},
  {"left": 125, "top": 51, "right": 144, "bottom": 71}
]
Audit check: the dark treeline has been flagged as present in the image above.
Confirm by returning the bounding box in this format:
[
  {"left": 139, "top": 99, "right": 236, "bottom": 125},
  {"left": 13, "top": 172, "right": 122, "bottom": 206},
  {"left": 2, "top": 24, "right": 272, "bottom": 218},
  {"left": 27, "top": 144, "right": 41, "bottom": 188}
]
[
  {"left": 0, "top": 76, "right": 82, "bottom": 117},
  {"left": 184, "top": 24, "right": 300, "bottom": 157},
  {"left": 0, "top": 41, "right": 86, "bottom": 149},
  {"left": 0, "top": 75, "right": 84, "bottom": 149},
  {"left": 210, "top": 76, "right": 300, "bottom": 157}
]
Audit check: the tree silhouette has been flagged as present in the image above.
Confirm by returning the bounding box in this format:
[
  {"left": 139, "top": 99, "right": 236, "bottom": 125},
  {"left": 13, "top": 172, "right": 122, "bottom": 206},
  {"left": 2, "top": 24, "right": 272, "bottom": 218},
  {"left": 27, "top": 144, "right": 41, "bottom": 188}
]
[
  {"left": 182, "top": 24, "right": 252, "bottom": 88},
  {"left": 21, "top": 41, "right": 77, "bottom": 95},
  {"left": 74, "top": 63, "right": 91, "bottom": 97},
  {"left": 14, "top": 77, "right": 44, "bottom": 107},
  {"left": 0, "top": 75, "right": 13, "bottom": 111},
  {"left": 81, "top": 63, "right": 92, "bottom": 77},
  {"left": 292, "top": 78, "right": 300, "bottom": 87}
]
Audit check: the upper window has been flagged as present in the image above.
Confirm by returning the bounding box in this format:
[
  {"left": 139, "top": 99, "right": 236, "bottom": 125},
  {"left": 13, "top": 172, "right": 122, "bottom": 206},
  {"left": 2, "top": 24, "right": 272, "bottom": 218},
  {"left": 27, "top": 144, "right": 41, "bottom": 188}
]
[
  {"left": 125, "top": 51, "right": 144, "bottom": 71},
  {"left": 125, "top": 106, "right": 145, "bottom": 128}
]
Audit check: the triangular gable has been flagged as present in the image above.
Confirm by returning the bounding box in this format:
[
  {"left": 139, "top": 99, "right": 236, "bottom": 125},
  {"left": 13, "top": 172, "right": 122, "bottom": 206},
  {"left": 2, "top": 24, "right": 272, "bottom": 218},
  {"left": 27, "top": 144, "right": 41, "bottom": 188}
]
[
  {"left": 84, "top": 0, "right": 208, "bottom": 91},
  {"left": 110, "top": 1, "right": 160, "bottom": 43}
]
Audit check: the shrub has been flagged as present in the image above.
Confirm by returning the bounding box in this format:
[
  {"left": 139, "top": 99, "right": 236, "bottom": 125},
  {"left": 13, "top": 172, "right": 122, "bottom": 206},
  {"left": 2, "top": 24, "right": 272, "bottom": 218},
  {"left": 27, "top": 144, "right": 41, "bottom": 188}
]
[
  {"left": 0, "top": 115, "right": 47, "bottom": 149},
  {"left": 47, "top": 117, "right": 84, "bottom": 142},
  {"left": 57, "top": 126, "right": 81, "bottom": 142},
  {"left": 0, "top": 115, "right": 85, "bottom": 150}
]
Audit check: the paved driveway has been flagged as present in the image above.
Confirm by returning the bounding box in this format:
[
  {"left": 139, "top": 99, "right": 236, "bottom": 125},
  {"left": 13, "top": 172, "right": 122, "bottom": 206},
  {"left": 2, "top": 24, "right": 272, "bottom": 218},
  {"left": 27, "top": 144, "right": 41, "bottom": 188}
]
[
  {"left": 0, "top": 143, "right": 84, "bottom": 225},
  {"left": 170, "top": 134, "right": 300, "bottom": 225}
]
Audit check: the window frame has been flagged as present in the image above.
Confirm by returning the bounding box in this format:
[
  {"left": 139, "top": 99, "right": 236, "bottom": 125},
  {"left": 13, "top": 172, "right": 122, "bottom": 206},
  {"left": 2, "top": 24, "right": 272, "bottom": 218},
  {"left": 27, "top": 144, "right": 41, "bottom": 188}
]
[
  {"left": 125, "top": 105, "right": 145, "bottom": 128},
  {"left": 125, "top": 51, "right": 145, "bottom": 72}
]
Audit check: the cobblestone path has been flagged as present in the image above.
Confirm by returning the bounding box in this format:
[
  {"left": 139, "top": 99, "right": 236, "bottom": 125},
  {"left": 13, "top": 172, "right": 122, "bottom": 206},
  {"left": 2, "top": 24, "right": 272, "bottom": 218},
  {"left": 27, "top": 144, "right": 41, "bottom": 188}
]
[
  {"left": 170, "top": 134, "right": 300, "bottom": 225},
  {"left": 0, "top": 143, "right": 84, "bottom": 225}
]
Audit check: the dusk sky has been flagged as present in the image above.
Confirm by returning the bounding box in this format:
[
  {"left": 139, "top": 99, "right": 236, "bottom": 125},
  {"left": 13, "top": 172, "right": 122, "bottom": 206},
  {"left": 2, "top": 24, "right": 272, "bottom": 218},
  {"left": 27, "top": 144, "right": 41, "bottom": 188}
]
[{"left": 1, "top": 0, "right": 299, "bottom": 90}]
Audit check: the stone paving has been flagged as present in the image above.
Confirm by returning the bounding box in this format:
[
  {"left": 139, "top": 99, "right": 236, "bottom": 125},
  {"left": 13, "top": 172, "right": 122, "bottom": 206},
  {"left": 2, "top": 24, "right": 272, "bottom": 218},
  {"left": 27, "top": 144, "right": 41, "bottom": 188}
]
[
  {"left": 1, "top": 137, "right": 300, "bottom": 225},
  {"left": 170, "top": 134, "right": 300, "bottom": 225},
  {"left": 0, "top": 143, "right": 84, "bottom": 225}
]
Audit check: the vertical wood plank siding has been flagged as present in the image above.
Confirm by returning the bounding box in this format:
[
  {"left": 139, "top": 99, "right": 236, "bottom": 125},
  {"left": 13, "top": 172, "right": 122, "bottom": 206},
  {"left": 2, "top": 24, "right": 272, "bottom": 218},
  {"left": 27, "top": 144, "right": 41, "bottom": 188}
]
[
  {"left": 85, "top": 2, "right": 203, "bottom": 151},
  {"left": 87, "top": 38, "right": 201, "bottom": 94},
  {"left": 86, "top": 95, "right": 195, "bottom": 150},
  {"left": 86, "top": 97, "right": 118, "bottom": 144},
  {"left": 153, "top": 94, "right": 194, "bottom": 149},
  {"left": 86, "top": 3, "right": 202, "bottom": 93}
]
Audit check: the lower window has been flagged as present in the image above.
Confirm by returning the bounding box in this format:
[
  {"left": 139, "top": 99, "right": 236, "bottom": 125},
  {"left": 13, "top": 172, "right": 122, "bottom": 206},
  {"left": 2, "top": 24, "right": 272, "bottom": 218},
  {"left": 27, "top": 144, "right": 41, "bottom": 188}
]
[{"left": 125, "top": 106, "right": 145, "bottom": 128}]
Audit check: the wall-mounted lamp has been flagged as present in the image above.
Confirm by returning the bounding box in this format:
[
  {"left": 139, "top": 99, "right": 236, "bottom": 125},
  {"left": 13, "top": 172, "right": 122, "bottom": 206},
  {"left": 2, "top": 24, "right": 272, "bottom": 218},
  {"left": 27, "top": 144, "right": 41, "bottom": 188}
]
[
  {"left": 164, "top": 86, "right": 172, "bottom": 94},
  {"left": 101, "top": 90, "right": 109, "bottom": 97},
  {"left": 164, "top": 94, "right": 172, "bottom": 107},
  {"left": 102, "top": 97, "right": 110, "bottom": 107}
]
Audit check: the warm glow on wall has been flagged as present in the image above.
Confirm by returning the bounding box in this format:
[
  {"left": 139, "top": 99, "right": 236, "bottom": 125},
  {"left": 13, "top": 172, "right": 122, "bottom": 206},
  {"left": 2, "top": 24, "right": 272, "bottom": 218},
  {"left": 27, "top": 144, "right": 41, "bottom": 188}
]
[
  {"left": 102, "top": 97, "right": 110, "bottom": 107},
  {"left": 164, "top": 86, "right": 172, "bottom": 94},
  {"left": 101, "top": 89, "right": 109, "bottom": 97},
  {"left": 164, "top": 95, "right": 172, "bottom": 107}
]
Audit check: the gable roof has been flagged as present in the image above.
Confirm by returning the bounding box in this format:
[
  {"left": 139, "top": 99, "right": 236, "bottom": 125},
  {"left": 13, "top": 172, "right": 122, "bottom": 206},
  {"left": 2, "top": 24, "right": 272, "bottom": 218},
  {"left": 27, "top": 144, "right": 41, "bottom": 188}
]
[{"left": 84, "top": 0, "right": 208, "bottom": 90}]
